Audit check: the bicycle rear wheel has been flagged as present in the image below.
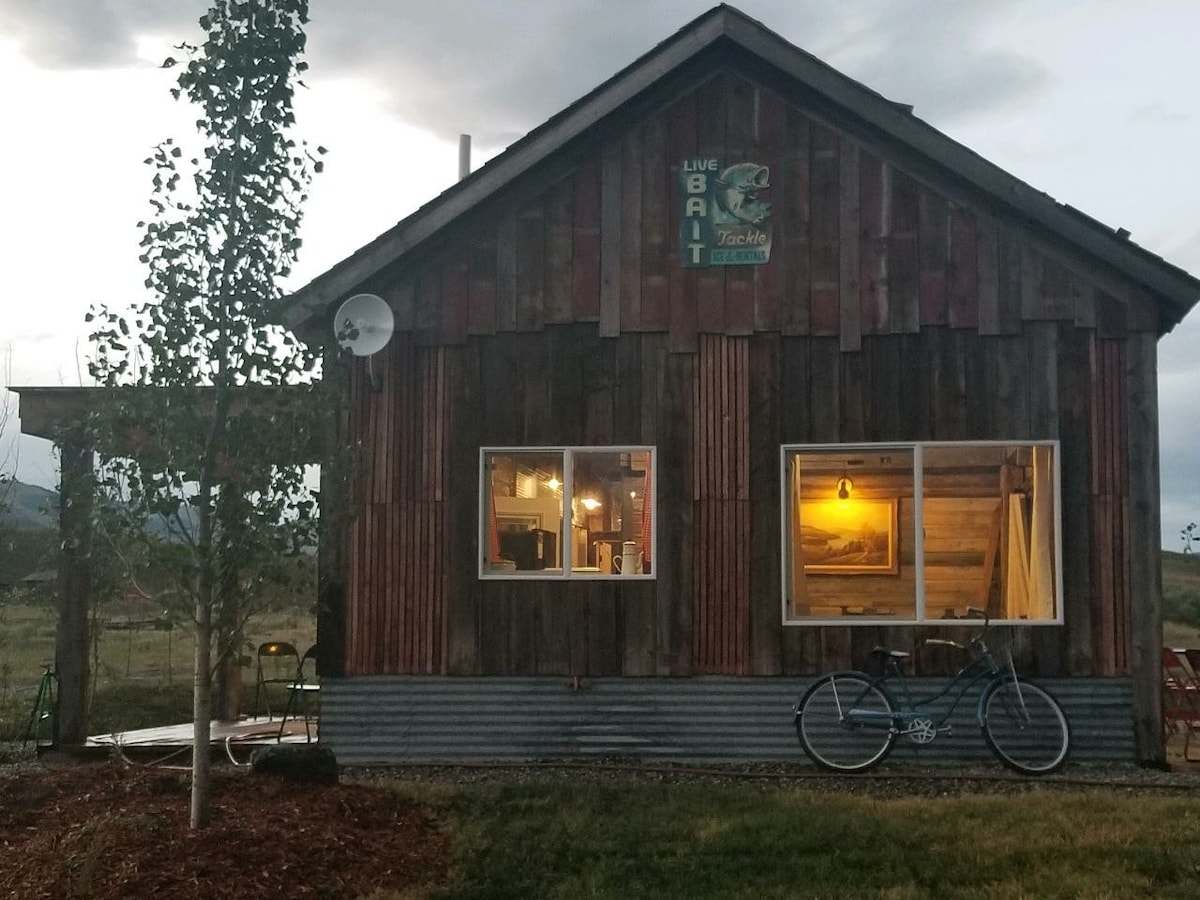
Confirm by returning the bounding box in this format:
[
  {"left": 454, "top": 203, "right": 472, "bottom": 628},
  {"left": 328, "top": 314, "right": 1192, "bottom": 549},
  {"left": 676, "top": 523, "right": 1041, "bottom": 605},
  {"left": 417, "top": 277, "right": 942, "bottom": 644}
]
[
  {"left": 981, "top": 676, "right": 1070, "bottom": 775},
  {"left": 795, "top": 673, "right": 896, "bottom": 773}
]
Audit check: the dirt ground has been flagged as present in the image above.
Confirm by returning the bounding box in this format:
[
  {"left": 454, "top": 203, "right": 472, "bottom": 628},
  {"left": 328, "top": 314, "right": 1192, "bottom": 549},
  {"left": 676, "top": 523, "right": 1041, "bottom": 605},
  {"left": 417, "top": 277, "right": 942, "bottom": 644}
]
[{"left": 0, "top": 759, "right": 449, "bottom": 900}]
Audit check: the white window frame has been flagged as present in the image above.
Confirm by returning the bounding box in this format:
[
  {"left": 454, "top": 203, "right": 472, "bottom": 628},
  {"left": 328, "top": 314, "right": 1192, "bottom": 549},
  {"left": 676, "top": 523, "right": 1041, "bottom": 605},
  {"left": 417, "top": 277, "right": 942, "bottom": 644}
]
[
  {"left": 779, "top": 440, "right": 1064, "bottom": 626},
  {"left": 479, "top": 445, "right": 657, "bottom": 580}
]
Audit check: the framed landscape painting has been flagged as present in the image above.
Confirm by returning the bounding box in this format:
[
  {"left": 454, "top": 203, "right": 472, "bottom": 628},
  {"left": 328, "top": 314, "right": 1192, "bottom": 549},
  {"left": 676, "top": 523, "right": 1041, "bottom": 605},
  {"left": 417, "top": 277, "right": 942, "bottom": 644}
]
[{"left": 799, "top": 498, "right": 898, "bottom": 575}]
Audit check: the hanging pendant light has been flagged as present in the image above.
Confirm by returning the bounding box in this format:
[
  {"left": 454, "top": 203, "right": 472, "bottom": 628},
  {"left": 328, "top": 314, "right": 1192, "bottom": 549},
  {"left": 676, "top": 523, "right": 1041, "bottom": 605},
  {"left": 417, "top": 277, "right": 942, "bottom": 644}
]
[{"left": 836, "top": 475, "right": 853, "bottom": 500}]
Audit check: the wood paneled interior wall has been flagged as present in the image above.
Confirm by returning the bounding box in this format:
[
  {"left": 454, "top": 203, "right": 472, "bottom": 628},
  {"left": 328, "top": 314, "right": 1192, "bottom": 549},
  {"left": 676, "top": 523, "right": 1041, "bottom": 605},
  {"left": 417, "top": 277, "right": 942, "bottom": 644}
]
[{"left": 334, "top": 70, "right": 1156, "bottom": 679}]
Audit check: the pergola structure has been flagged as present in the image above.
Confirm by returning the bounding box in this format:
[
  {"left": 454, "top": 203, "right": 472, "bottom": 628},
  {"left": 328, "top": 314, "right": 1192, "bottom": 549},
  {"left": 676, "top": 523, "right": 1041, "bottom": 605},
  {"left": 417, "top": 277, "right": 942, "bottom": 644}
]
[
  {"left": 9, "top": 384, "right": 323, "bottom": 748},
  {"left": 10, "top": 387, "right": 95, "bottom": 747}
]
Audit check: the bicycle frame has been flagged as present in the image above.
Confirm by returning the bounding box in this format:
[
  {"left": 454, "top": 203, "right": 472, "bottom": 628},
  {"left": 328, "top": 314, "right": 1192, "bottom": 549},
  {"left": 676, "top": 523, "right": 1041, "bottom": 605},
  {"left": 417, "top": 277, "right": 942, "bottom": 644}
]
[{"left": 841, "top": 637, "right": 1018, "bottom": 736}]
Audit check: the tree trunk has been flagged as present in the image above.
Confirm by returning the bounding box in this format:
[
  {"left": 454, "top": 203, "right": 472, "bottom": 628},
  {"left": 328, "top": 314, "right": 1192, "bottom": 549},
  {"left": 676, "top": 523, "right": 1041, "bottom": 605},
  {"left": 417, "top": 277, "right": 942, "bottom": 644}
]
[{"left": 191, "top": 591, "right": 213, "bottom": 829}]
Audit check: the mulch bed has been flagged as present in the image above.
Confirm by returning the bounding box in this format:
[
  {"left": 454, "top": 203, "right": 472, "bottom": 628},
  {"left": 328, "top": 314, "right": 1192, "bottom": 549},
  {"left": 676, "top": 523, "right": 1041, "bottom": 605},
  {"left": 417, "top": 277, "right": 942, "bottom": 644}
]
[{"left": 0, "top": 761, "right": 450, "bottom": 899}]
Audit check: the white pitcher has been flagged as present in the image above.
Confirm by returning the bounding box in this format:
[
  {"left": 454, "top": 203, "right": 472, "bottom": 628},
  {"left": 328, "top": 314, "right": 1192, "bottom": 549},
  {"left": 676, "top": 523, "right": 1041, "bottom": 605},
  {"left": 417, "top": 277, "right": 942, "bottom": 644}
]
[{"left": 614, "top": 540, "right": 643, "bottom": 575}]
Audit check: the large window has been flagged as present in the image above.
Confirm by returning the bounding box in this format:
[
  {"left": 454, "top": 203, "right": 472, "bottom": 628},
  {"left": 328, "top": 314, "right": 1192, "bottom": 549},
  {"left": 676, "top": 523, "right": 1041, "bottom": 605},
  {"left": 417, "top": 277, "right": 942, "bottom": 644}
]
[
  {"left": 782, "top": 442, "right": 1061, "bottom": 624},
  {"left": 480, "top": 447, "right": 655, "bottom": 579}
]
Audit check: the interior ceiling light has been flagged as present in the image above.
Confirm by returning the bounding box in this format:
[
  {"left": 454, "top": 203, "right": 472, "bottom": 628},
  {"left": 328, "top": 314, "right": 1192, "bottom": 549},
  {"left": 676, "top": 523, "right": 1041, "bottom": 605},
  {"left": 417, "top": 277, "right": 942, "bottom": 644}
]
[{"left": 581, "top": 497, "right": 601, "bottom": 511}]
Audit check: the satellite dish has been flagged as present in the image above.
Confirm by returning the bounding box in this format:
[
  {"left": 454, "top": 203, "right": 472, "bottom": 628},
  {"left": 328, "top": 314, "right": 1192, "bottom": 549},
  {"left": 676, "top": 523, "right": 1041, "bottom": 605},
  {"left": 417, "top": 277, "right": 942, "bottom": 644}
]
[{"left": 334, "top": 293, "right": 395, "bottom": 356}]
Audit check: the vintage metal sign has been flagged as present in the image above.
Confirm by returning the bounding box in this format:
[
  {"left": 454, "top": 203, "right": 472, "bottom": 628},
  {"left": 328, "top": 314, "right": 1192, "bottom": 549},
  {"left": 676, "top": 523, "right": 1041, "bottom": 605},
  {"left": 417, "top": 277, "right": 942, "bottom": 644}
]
[{"left": 679, "top": 157, "right": 773, "bottom": 267}]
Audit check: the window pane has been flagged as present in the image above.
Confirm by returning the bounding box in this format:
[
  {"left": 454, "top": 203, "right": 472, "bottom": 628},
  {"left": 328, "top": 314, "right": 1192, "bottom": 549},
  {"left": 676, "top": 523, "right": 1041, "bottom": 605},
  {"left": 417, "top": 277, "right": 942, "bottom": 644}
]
[
  {"left": 923, "top": 444, "right": 1057, "bottom": 621},
  {"left": 785, "top": 449, "right": 915, "bottom": 620},
  {"left": 572, "top": 449, "right": 653, "bottom": 575},
  {"left": 483, "top": 451, "right": 564, "bottom": 573}
]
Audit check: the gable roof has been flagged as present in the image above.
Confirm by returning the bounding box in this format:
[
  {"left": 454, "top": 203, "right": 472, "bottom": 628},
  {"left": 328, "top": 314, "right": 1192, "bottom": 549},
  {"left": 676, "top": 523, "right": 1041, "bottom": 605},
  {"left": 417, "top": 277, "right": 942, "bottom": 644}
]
[{"left": 284, "top": 3, "right": 1200, "bottom": 333}]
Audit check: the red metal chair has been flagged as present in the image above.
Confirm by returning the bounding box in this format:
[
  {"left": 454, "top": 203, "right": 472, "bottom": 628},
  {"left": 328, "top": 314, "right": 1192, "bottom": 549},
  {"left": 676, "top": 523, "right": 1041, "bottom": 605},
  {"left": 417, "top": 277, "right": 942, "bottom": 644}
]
[{"left": 1161, "top": 648, "right": 1200, "bottom": 761}]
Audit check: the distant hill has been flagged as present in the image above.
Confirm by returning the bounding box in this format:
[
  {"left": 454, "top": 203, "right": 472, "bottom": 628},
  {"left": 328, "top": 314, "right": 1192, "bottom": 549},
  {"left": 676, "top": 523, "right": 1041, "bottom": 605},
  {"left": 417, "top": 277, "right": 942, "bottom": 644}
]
[{"left": 0, "top": 479, "right": 58, "bottom": 530}]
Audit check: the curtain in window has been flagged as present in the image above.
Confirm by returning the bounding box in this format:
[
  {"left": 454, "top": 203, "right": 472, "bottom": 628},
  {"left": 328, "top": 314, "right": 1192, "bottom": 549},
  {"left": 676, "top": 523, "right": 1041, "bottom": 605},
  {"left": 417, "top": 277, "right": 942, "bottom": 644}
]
[
  {"left": 487, "top": 469, "right": 501, "bottom": 563},
  {"left": 640, "top": 465, "right": 652, "bottom": 564}
]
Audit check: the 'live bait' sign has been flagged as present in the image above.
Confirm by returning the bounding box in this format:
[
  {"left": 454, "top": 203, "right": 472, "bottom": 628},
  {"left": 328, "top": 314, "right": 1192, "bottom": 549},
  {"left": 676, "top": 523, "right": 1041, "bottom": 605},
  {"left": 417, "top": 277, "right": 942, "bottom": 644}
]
[{"left": 679, "top": 157, "right": 773, "bottom": 267}]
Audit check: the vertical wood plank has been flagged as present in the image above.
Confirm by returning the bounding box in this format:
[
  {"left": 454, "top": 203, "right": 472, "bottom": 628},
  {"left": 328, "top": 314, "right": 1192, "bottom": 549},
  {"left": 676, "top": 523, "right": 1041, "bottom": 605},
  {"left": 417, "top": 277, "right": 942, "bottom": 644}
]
[
  {"left": 641, "top": 115, "right": 670, "bottom": 331},
  {"left": 414, "top": 267, "right": 441, "bottom": 346},
  {"left": 599, "top": 141, "right": 622, "bottom": 336},
  {"left": 809, "top": 123, "right": 840, "bottom": 336},
  {"left": 1126, "top": 332, "right": 1161, "bottom": 764},
  {"left": 889, "top": 169, "right": 920, "bottom": 333},
  {"left": 663, "top": 352, "right": 694, "bottom": 673},
  {"left": 1038, "top": 256, "right": 1074, "bottom": 320},
  {"left": 441, "top": 258, "right": 469, "bottom": 345},
  {"left": 947, "top": 205, "right": 979, "bottom": 329},
  {"left": 859, "top": 151, "right": 889, "bottom": 334},
  {"left": 750, "top": 333, "right": 782, "bottom": 674},
  {"left": 466, "top": 231, "right": 497, "bottom": 335},
  {"left": 620, "top": 125, "right": 644, "bottom": 331},
  {"left": 996, "top": 229, "right": 1022, "bottom": 335},
  {"left": 515, "top": 203, "right": 545, "bottom": 332},
  {"left": 780, "top": 109, "right": 811, "bottom": 336},
  {"left": 544, "top": 178, "right": 574, "bottom": 324},
  {"left": 666, "top": 93, "right": 699, "bottom": 353},
  {"left": 754, "top": 87, "right": 786, "bottom": 331},
  {"left": 495, "top": 213, "right": 518, "bottom": 332},
  {"left": 976, "top": 215, "right": 1000, "bottom": 335},
  {"left": 385, "top": 278, "right": 415, "bottom": 333},
  {"left": 572, "top": 157, "right": 602, "bottom": 321},
  {"left": 444, "top": 343, "right": 480, "bottom": 673},
  {"left": 1057, "top": 326, "right": 1093, "bottom": 676},
  {"left": 838, "top": 141, "right": 861, "bottom": 352},
  {"left": 917, "top": 186, "right": 948, "bottom": 326},
  {"left": 724, "top": 75, "right": 756, "bottom": 337},
  {"left": 696, "top": 76, "right": 727, "bottom": 333}
]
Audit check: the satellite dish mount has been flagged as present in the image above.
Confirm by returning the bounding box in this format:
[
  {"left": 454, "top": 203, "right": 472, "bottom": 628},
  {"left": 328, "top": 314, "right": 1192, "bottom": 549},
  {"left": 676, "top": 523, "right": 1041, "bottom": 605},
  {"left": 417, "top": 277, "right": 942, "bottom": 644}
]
[{"left": 334, "top": 293, "right": 395, "bottom": 391}]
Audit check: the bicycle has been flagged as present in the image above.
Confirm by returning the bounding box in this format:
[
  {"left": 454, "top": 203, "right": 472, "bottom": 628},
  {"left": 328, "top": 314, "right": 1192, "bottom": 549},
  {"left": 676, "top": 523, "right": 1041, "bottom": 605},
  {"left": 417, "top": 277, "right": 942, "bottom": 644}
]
[
  {"left": 792, "top": 610, "right": 1070, "bottom": 775},
  {"left": 23, "top": 663, "right": 59, "bottom": 750}
]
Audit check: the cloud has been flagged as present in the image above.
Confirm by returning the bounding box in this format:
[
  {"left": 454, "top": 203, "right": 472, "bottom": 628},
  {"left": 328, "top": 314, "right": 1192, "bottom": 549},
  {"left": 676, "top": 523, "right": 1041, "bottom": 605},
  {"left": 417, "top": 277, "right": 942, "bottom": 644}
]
[
  {"left": 0, "top": 0, "right": 190, "bottom": 69},
  {"left": 0, "top": 0, "right": 1051, "bottom": 144}
]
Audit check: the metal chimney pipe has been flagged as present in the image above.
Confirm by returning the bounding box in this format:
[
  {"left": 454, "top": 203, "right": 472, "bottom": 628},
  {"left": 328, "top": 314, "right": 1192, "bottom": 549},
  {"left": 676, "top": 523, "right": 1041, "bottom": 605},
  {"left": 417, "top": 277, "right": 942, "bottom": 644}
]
[{"left": 458, "top": 134, "right": 471, "bottom": 181}]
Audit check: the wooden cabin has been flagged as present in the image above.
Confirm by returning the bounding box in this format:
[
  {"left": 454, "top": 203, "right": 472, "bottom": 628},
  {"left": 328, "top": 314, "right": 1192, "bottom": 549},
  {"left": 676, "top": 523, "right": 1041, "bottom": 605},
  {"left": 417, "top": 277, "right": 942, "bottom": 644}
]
[{"left": 285, "top": 6, "right": 1200, "bottom": 766}]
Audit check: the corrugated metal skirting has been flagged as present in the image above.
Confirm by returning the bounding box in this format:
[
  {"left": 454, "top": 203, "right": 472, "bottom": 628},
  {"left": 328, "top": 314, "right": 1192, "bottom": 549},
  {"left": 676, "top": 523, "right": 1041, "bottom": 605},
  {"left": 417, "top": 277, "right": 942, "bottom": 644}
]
[{"left": 319, "top": 676, "right": 1134, "bottom": 767}]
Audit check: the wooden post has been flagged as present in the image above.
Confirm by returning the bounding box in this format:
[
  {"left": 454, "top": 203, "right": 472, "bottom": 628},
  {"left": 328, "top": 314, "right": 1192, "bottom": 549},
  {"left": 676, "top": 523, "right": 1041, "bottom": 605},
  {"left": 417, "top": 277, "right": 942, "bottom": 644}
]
[
  {"left": 317, "top": 345, "right": 351, "bottom": 678},
  {"left": 1126, "top": 333, "right": 1163, "bottom": 766},
  {"left": 55, "top": 434, "right": 93, "bottom": 748}
]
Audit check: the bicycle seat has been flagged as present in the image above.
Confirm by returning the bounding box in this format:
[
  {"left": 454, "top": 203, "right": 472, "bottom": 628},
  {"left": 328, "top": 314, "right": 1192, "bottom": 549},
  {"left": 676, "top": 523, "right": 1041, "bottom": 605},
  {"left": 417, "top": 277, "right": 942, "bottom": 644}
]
[{"left": 869, "top": 646, "right": 909, "bottom": 662}]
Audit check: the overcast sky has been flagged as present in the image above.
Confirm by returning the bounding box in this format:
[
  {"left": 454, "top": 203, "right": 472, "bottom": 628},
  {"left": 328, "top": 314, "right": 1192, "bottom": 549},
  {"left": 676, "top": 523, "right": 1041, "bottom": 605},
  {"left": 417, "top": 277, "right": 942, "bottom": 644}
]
[{"left": 1, "top": 0, "right": 1198, "bottom": 548}]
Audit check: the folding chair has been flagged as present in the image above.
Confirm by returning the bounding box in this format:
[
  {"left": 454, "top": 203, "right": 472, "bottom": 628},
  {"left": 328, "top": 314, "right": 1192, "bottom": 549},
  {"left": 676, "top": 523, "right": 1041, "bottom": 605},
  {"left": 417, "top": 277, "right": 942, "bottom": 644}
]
[
  {"left": 278, "top": 643, "right": 320, "bottom": 742},
  {"left": 1161, "top": 648, "right": 1200, "bottom": 761},
  {"left": 253, "top": 641, "right": 301, "bottom": 720}
]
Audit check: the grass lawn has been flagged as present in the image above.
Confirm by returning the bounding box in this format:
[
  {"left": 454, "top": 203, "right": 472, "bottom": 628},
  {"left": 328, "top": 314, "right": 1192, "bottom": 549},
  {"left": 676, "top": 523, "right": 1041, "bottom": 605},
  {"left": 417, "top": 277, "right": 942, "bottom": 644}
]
[{"left": 369, "top": 776, "right": 1200, "bottom": 900}]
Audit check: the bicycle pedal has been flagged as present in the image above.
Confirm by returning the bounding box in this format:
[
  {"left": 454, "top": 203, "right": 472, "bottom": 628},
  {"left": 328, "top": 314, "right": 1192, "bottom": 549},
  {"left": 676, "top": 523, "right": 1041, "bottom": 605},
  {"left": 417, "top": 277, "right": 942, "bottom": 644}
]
[{"left": 937, "top": 725, "right": 953, "bottom": 735}]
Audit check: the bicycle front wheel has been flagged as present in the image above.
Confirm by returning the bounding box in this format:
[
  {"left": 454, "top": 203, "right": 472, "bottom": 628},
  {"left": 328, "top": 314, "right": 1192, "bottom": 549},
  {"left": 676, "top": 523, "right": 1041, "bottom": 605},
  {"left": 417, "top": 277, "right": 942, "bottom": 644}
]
[
  {"left": 981, "top": 676, "right": 1070, "bottom": 775},
  {"left": 795, "top": 673, "right": 897, "bottom": 773}
]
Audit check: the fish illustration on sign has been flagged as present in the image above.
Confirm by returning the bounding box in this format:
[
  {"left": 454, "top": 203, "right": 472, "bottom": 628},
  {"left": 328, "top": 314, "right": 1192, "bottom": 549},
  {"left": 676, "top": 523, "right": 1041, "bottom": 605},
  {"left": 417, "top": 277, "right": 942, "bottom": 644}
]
[
  {"left": 678, "top": 156, "right": 773, "bottom": 267},
  {"left": 713, "top": 163, "right": 771, "bottom": 226}
]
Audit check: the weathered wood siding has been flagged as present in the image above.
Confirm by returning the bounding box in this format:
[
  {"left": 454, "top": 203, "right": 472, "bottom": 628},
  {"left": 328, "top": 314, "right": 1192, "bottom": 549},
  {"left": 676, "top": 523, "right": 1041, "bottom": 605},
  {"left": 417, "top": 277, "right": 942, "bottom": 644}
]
[{"left": 333, "top": 70, "right": 1160, "bottom": 684}]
